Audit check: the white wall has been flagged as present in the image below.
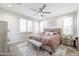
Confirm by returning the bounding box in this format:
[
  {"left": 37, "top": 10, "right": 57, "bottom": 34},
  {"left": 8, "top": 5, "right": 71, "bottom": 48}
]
[
  {"left": 0, "top": 10, "right": 20, "bottom": 42},
  {"left": 57, "top": 17, "right": 63, "bottom": 32},
  {"left": 77, "top": 9, "right": 79, "bottom": 37},
  {"left": 76, "top": 9, "right": 79, "bottom": 50},
  {"left": 0, "top": 9, "right": 39, "bottom": 43},
  {"left": 39, "top": 17, "right": 58, "bottom": 32}
]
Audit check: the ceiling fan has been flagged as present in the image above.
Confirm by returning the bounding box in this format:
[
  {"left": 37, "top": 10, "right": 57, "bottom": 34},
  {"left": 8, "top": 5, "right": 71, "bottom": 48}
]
[{"left": 30, "top": 4, "right": 51, "bottom": 17}]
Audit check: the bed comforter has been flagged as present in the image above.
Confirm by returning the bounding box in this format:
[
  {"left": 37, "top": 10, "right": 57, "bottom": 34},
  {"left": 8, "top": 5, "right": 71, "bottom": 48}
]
[{"left": 29, "top": 34, "right": 60, "bottom": 50}]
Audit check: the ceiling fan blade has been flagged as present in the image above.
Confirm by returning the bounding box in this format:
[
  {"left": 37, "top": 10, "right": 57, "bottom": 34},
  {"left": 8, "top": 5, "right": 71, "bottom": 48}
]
[
  {"left": 42, "top": 12, "right": 51, "bottom": 14},
  {"left": 41, "top": 14, "right": 45, "bottom": 17},
  {"left": 40, "top": 4, "right": 46, "bottom": 12},
  {"left": 33, "top": 13, "right": 38, "bottom": 15},
  {"left": 30, "top": 8, "right": 39, "bottom": 12}
]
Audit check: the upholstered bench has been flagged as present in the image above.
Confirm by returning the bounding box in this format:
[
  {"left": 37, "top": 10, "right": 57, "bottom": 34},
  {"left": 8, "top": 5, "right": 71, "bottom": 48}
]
[{"left": 28, "top": 39, "right": 43, "bottom": 51}]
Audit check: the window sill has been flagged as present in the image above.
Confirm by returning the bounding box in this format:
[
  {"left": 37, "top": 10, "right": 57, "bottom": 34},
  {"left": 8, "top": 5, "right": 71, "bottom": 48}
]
[{"left": 20, "top": 32, "right": 33, "bottom": 34}]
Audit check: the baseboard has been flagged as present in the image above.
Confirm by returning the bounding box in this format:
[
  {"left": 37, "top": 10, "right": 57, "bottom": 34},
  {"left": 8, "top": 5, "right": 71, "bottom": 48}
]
[{"left": 8, "top": 40, "right": 27, "bottom": 46}]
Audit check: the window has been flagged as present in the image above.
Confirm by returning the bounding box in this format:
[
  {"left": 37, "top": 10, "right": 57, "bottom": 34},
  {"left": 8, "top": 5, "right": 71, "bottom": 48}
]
[
  {"left": 27, "top": 20, "right": 32, "bottom": 32},
  {"left": 63, "top": 16, "right": 73, "bottom": 35},
  {"left": 20, "top": 18, "right": 33, "bottom": 32},
  {"left": 39, "top": 20, "right": 48, "bottom": 32},
  {"left": 34, "top": 21, "right": 39, "bottom": 33},
  {"left": 40, "top": 21, "right": 44, "bottom": 32},
  {"left": 20, "top": 18, "right": 27, "bottom": 32}
]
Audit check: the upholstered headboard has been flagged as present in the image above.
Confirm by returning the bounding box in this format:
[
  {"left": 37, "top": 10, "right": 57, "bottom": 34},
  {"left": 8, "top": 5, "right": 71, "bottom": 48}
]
[{"left": 44, "top": 28, "right": 61, "bottom": 34}]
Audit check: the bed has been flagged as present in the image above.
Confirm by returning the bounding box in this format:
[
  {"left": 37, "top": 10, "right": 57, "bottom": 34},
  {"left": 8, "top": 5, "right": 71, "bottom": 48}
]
[{"left": 29, "top": 28, "right": 62, "bottom": 53}]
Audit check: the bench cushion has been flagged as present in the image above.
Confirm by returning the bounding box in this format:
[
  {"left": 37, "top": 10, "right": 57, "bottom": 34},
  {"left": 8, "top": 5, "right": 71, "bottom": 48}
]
[{"left": 28, "top": 39, "right": 42, "bottom": 47}]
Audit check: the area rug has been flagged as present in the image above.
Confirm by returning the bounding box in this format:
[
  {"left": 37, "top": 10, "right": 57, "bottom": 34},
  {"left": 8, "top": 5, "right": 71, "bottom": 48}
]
[{"left": 9, "top": 41, "right": 79, "bottom": 56}]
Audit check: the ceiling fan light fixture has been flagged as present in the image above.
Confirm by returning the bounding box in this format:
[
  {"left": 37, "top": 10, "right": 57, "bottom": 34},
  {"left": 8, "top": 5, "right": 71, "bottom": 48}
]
[{"left": 31, "top": 4, "right": 51, "bottom": 17}]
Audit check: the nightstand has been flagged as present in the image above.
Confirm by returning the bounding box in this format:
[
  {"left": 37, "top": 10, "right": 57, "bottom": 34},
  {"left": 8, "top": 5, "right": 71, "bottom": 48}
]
[
  {"left": 62, "top": 36, "right": 74, "bottom": 46},
  {"left": 62, "top": 36, "right": 79, "bottom": 50},
  {"left": 73, "top": 37, "right": 79, "bottom": 50}
]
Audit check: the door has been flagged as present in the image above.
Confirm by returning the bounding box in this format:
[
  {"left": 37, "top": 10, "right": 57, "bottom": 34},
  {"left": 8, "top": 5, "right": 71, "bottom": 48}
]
[{"left": 0, "top": 21, "right": 7, "bottom": 53}]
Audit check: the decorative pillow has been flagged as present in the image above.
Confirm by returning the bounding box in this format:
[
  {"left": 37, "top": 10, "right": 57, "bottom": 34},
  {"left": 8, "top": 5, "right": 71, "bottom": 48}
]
[
  {"left": 44, "top": 32, "right": 50, "bottom": 35},
  {"left": 49, "top": 32, "right": 54, "bottom": 35},
  {"left": 53, "top": 32, "right": 58, "bottom": 35}
]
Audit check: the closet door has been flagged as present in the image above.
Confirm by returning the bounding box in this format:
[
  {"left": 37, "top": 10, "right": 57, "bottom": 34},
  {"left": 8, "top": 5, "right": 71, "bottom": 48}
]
[{"left": 0, "top": 21, "right": 7, "bottom": 53}]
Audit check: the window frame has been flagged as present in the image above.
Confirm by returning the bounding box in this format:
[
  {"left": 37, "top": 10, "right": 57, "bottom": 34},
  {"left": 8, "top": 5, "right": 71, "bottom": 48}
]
[
  {"left": 63, "top": 15, "right": 73, "bottom": 35},
  {"left": 19, "top": 18, "right": 33, "bottom": 33}
]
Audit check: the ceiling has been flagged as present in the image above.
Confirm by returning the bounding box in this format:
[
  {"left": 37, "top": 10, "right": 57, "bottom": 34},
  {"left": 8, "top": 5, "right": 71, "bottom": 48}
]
[{"left": 0, "top": 3, "right": 79, "bottom": 20}]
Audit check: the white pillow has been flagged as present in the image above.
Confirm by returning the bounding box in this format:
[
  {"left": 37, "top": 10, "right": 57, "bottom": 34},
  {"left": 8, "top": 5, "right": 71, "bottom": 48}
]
[
  {"left": 49, "top": 32, "right": 54, "bottom": 35},
  {"left": 44, "top": 32, "right": 50, "bottom": 35}
]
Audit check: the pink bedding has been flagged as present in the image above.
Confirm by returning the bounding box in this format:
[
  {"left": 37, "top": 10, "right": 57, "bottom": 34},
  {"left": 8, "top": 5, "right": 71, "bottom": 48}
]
[
  {"left": 30, "top": 33, "right": 60, "bottom": 50},
  {"left": 41, "top": 34, "right": 60, "bottom": 49}
]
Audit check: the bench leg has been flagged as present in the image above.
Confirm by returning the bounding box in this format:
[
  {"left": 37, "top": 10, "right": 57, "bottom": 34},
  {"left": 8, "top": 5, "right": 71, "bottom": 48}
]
[{"left": 37, "top": 47, "right": 40, "bottom": 51}]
